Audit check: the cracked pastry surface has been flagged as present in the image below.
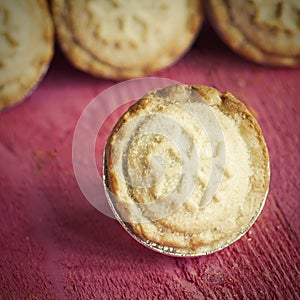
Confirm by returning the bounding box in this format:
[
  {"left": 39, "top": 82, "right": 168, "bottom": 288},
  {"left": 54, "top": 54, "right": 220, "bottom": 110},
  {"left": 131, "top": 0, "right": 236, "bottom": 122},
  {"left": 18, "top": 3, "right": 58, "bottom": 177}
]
[
  {"left": 51, "top": 0, "right": 203, "bottom": 79},
  {"left": 206, "top": 0, "right": 300, "bottom": 67},
  {"left": 104, "top": 85, "right": 270, "bottom": 255},
  {"left": 0, "top": 0, "right": 54, "bottom": 110}
]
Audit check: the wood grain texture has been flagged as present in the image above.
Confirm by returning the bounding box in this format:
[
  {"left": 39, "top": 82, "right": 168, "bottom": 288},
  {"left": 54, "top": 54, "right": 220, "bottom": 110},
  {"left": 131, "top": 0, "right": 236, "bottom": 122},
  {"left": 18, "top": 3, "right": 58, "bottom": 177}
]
[{"left": 0, "top": 25, "right": 299, "bottom": 299}]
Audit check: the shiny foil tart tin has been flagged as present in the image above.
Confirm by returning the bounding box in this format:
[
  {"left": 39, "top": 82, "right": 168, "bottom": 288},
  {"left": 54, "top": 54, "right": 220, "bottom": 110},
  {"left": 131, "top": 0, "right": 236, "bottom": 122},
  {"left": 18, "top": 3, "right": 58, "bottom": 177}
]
[{"left": 103, "top": 85, "right": 270, "bottom": 257}]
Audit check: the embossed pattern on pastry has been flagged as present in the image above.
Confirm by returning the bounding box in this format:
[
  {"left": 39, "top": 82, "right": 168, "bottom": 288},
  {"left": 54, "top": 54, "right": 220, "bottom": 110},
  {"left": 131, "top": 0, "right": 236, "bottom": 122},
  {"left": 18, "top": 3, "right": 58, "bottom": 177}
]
[
  {"left": 104, "top": 85, "right": 270, "bottom": 256},
  {"left": 206, "top": 0, "right": 300, "bottom": 67},
  {"left": 51, "top": 0, "right": 203, "bottom": 79},
  {"left": 0, "top": 0, "right": 54, "bottom": 110}
]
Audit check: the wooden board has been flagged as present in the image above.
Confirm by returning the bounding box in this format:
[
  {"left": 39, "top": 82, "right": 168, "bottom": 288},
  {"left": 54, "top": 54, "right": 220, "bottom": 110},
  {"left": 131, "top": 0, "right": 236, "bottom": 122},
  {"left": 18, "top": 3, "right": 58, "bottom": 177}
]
[{"left": 0, "top": 25, "right": 299, "bottom": 299}]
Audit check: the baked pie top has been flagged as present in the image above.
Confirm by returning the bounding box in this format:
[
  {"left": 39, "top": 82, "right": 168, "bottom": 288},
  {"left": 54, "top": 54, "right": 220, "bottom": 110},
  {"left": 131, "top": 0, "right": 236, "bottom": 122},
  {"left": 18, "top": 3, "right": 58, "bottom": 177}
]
[{"left": 104, "top": 85, "right": 270, "bottom": 255}]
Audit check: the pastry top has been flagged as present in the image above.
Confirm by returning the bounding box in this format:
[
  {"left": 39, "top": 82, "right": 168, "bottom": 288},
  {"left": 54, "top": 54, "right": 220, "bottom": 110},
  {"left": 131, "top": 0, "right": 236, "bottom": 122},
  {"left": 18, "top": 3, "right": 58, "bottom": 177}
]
[
  {"left": 0, "top": 0, "right": 54, "bottom": 110},
  {"left": 104, "top": 85, "right": 270, "bottom": 256},
  {"left": 52, "top": 0, "right": 203, "bottom": 79},
  {"left": 206, "top": 0, "right": 300, "bottom": 67}
]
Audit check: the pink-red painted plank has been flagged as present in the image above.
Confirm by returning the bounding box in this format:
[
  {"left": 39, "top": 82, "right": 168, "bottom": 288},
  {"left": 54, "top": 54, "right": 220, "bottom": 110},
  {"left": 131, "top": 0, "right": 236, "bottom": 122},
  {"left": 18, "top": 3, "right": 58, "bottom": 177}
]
[{"left": 0, "top": 25, "right": 299, "bottom": 299}]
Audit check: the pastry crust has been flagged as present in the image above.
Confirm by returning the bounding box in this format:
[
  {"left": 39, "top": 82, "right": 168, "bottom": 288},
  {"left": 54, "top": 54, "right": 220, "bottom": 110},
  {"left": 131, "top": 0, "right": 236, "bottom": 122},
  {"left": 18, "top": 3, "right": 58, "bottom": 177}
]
[
  {"left": 206, "top": 0, "right": 300, "bottom": 67},
  {"left": 104, "top": 85, "right": 270, "bottom": 256},
  {"left": 51, "top": 0, "right": 204, "bottom": 79},
  {"left": 0, "top": 0, "right": 54, "bottom": 110}
]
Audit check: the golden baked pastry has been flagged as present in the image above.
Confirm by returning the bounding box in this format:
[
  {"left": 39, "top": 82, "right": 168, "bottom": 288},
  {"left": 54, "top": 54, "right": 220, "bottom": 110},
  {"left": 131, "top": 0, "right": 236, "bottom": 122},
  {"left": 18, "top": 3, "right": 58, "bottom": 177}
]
[
  {"left": 0, "top": 0, "right": 54, "bottom": 110},
  {"left": 104, "top": 85, "right": 270, "bottom": 256},
  {"left": 51, "top": 0, "right": 203, "bottom": 79},
  {"left": 206, "top": 0, "right": 300, "bottom": 67}
]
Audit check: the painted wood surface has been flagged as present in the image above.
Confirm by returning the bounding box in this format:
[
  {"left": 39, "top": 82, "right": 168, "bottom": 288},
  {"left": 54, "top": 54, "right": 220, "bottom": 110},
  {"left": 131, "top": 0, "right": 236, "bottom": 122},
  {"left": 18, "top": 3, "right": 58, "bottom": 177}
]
[{"left": 0, "top": 25, "right": 299, "bottom": 299}]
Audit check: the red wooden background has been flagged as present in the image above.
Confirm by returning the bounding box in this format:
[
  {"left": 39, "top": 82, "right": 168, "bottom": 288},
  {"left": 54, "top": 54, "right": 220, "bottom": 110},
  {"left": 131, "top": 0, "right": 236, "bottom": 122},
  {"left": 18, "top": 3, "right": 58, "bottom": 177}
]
[{"left": 0, "top": 25, "right": 299, "bottom": 299}]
